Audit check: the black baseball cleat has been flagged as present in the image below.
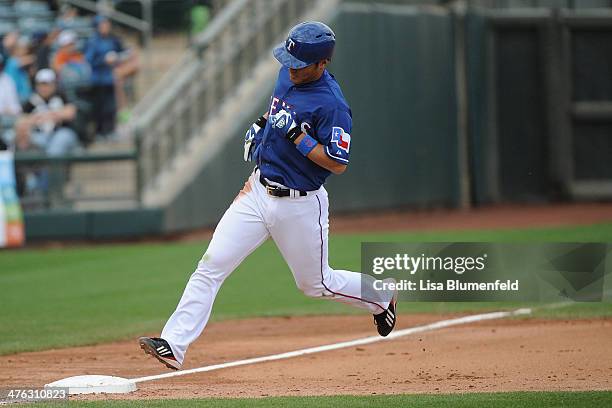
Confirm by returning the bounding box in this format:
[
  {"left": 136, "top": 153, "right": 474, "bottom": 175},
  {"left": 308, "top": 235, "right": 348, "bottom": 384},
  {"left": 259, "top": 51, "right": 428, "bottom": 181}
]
[
  {"left": 373, "top": 291, "right": 397, "bottom": 337},
  {"left": 139, "top": 337, "right": 181, "bottom": 370}
]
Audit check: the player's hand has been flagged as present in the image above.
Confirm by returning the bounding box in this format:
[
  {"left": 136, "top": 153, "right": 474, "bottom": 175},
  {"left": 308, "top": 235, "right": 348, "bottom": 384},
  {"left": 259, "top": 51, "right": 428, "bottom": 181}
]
[
  {"left": 244, "top": 116, "right": 266, "bottom": 162},
  {"left": 105, "top": 51, "right": 118, "bottom": 65},
  {"left": 243, "top": 124, "right": 259, "bottom": 162},
  {"left": 268, "top": 109, "right": 297, "bottom": 136}
]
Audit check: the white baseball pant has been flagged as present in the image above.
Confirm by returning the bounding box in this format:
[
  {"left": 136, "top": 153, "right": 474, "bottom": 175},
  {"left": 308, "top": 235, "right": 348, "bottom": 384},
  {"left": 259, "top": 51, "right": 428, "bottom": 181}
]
[{"left": 161, "top": 169, "right": 394, "bottom": 363}]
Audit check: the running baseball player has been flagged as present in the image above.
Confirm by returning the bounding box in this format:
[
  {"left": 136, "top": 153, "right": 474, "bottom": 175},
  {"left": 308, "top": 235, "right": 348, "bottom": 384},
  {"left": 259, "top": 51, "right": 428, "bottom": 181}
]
[{"left": 139, "top": 21, "right": 397, "bottom": 370}]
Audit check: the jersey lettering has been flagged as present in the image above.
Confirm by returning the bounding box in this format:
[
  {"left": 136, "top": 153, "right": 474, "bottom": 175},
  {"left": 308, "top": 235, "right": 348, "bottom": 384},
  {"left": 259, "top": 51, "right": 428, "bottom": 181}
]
[
  {"left": 269, "top": 97, "right": 280, "bottom": 116},
  {"left": 301, "top": 122, "right": 312, "bottom": 134},
  {"left": 269, "top": 97, "right": 292, "bottom": 116}
]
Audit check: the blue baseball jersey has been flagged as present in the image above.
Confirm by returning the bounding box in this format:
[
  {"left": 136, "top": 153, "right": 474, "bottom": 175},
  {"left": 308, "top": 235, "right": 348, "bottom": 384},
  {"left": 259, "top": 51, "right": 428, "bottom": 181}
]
[{"left": 255, "top": 67, "right": 352, "bottom": 191}]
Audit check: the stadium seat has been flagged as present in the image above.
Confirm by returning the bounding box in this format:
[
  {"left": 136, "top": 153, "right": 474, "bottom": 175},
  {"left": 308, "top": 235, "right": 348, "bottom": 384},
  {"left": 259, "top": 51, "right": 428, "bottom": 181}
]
[
  {"left": 14, "top": 2, "right": 53, "bottom": 23},
  {"left": 18, "top": 17, "right": 54, "bottom": 35},
  {"left": 0, "top": 5, "right": 17, "bottom": 22},
  {"left": 0, "top": 20, "right": 16, "bottom": 36},
  {"left": 59, "top": 16, "right": 93, "bottom": 30},
  {"left": 59, "top": 16, "right": 96, "bottom": 39},
  {"left": 14, "top": 1, "right": 50, "bottom": 13}
]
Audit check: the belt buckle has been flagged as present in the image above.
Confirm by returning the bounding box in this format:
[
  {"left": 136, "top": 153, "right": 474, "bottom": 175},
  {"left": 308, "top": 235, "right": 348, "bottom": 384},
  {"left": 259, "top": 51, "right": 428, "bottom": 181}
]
[{"left": 266, "top": 185, "right": 277, "bottom": 196}]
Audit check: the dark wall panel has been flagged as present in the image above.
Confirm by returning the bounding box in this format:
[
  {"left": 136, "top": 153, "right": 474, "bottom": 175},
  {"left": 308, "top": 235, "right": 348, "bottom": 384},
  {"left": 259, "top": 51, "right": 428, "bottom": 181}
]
[
  {"left": 573, "top": 122, "right": 612, "bottom": 180},
  {"left": 325, "top": 6, "right": 459, "bottom": 211},
  {"left": 466, "top": 11, "right": 492, "bottom": 204},
  {"left": 570, "top": 29, "right": 612, "bottom": 182},
  {"left": 495, "top": 28, "right": 550, "bottom": 201},
  {"left": 572, "top": 30, "right": 612, "bottom": 102}
]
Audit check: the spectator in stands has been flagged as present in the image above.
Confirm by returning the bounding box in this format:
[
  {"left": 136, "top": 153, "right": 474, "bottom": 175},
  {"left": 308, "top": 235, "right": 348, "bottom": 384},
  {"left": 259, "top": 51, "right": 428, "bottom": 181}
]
[
  {"left": 1, "top": 31, "right": 19, "bottom": 60},
  {"left": 56, "top": 4, "right": 79, "bottom": 30},
  {"left": 113, "top": 47, "right": 139, "bottom": 125},
  {"left": 15, "top": 69, "right": 79, "bottom": 156},
  {"left": 85, "top": 15, "right": 124, "bottom": 139},
  {"left": 0, "top": 54, "right": 22, "bottom": 148},
  {"left": 53, "top": 30, "right": 84, "bottom": 72},
  {"left": 34, "top": 29, "right": 60, "bottom": 71},
  {"left": 52, "top": 30, "right": 92, "bottom": 94},
  {"left": 0, "top": 54, "right": 21, "bottom": 117},
  {"left": 4, "top": 36, "right": 35, "bottom": 104}
]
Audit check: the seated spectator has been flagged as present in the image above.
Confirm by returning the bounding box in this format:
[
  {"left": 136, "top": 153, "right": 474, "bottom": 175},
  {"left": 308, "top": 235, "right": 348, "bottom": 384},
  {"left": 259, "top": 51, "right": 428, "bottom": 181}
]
[
  {"left": 1, "top": 31, "right": 19, "bottom": 60},
  {"left": 85, "top": 15, "right": 125, "bottom": 139},
  {"left": 56, "top": 4, "right": 79, "bottom": 31},
  {"left": 113, "top": 46, "right": 138, "bottom": 124},
  {"left": 4, "top": 36, "right": 35, "bottom": 104},
  {"left": 0, "top": 54, "right": 22, "bottom": 147},
  {"left": 53, "top": 30, "right": 86, "bottom": 73},
  {"left": 34, "top": 29, "right": 60, "bottom": 71},
  {"left": 0, "top": 54, "right": 22, "bottom": 117},
  {"left": 15, "top": 69, "right": 80, "bottom": 156}
]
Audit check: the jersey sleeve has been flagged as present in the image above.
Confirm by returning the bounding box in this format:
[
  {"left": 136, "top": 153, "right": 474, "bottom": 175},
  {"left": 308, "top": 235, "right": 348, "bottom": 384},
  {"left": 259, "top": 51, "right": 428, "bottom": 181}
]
[{"left": 316, "top": 108, "right": 352, "bottom": 165}]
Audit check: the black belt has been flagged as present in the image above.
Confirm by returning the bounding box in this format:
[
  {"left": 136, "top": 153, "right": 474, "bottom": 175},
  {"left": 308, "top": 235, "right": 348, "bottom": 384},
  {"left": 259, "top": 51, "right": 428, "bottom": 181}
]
[{"left": 259, "top": 175, "right": 307, "bottom": 197}]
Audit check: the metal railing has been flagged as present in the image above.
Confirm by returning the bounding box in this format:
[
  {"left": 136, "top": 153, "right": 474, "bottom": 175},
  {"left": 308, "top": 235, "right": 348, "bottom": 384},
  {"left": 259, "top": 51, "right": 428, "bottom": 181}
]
[
  {"left": 15, "top": 151, "right": 138, "bottom": 211},
  {"left": 61, "top": 0, "right": 151, "bottom": 33},
  {"left": 465, "top": 0, "right": 612, "bottom": 8},
  {"left": 132, "top": 0, "right": 315, "bottom": 198}
]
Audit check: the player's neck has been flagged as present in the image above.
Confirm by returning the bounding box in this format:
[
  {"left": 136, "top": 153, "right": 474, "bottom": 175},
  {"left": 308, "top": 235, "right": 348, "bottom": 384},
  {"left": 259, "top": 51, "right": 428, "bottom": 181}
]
[{"left": 299, "top": 69, "right": 326, "bottom": 86}]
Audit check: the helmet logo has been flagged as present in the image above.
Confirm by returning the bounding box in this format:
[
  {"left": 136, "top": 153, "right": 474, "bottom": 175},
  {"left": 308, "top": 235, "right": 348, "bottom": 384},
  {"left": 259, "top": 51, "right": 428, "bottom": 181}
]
[{"left": 286, "top": 39, "right": 296, "bottom": 52}]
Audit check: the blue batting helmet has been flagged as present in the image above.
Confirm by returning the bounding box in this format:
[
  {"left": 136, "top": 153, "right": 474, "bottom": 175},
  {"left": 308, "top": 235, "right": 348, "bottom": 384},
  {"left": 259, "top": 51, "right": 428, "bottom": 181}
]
[{"left": 273, "top": 21, "right": 335, "bottom": 69}]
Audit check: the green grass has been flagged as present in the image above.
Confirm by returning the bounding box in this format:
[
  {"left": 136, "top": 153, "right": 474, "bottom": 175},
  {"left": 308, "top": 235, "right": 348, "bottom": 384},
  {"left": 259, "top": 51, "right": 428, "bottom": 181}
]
[
  {"left": 1, "top": 223, "right": 612, "bottom": 355},
  {"left": 32, "top": 391, "right": 612, "bottom": 407}
]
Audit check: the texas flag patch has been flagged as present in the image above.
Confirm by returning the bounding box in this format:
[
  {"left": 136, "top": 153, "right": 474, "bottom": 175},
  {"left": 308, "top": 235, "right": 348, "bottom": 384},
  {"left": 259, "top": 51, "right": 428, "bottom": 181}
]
[
  {"left": 331, "top": 126, "right": 351, "bottom": 153},
  {"left": 326, "top": 126, "right": 351, "bottom": 164}
]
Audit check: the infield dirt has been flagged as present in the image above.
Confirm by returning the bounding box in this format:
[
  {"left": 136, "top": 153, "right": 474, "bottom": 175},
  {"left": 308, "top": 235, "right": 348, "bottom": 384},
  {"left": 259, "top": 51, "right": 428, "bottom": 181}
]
[
  {"left": 4, "top": 203, "right": 612, "bottom": 400},
  {"left": 1, "top": 315, "right": 610, "bottom": 400}
]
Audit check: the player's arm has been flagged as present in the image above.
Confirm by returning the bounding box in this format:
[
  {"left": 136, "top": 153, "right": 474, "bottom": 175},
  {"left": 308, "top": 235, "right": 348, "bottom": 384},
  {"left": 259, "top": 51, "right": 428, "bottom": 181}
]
[
  {"left": 290, "top": 132, "right": 346, "bottom": 174},
  {"left": 269, "top": 108, "right": 352, "bottom": 174},
  {"left": 283, "top": 108, "right": 351, "bottom": 174}
]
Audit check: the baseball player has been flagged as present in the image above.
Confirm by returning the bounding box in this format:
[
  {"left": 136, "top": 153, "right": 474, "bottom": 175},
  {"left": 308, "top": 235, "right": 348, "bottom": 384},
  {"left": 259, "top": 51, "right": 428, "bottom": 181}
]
[{"left": 139, "top": 21, "right": 397, "bottom": 370}]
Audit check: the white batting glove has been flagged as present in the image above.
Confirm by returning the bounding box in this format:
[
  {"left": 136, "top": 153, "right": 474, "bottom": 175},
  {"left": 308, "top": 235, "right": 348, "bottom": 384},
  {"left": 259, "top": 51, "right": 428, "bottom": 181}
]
[
  {"left": 268, "top": 109, "right": 297, "bottom": 134},
  {"left": 244, "top": 116, "right": 267, "bottom": 162}
]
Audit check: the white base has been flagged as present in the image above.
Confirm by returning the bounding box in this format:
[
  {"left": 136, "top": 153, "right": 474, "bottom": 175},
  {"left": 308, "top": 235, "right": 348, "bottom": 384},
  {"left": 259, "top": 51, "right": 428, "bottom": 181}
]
[{"left": 45, "top": 375, "right": 137, "bottom": 395}]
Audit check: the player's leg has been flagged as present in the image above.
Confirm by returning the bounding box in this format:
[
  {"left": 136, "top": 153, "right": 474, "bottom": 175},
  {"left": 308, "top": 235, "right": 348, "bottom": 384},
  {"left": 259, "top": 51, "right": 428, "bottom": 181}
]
[
  {"left": 269, "top": 187, "right": 394, "bottom": 315},
  {"left": 159, "top": 175, "right": 269, "bottom": 364}
]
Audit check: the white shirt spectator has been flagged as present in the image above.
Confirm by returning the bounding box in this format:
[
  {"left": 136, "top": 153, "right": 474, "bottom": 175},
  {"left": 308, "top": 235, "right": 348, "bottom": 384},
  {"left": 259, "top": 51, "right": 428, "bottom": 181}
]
[{"left": 0, "top": 72, "right": 22, "bottom": 116}]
